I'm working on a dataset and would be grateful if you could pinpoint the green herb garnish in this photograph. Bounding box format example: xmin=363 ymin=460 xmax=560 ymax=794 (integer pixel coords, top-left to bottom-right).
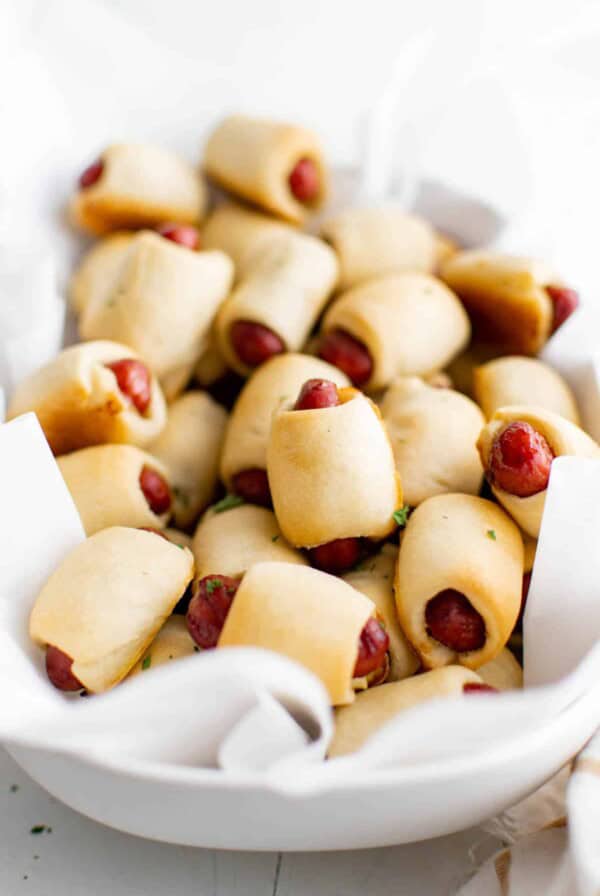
xmin=213 ymin=494 xmax=245 ymax=514
xmin=487 ymin=529 xmax=497 ymax=541
xmin=9 ymin=784 xmax=18 ymax=793
xmin=141 ymin=655 xmax=152 ymax=670
xmin=271 ymin=535 xmax=279 ymax=543
xmin=205 ymin=577 xmax=223 ymax=595
xmin=393 ymin=505 xmax=411 ymax=527
xmin=30 ymin=826 xmax=48 ymax=835
xmin=172 ymin=486 xmax=190 ymax=507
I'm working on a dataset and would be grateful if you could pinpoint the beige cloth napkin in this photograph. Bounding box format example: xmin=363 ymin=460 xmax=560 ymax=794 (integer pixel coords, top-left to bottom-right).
xmin=458 ymin=735 xmax=600 ymax=896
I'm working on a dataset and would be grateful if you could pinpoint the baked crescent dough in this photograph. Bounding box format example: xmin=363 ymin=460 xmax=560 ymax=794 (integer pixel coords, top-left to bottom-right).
xmin=192 ymin=504 xmax=306 ymax=579
xmin=70 ymin=143 xmax=206 ymax=235
xmin=129 ymin=616 xmax=196 ymax=677
xmin=381 ymin=376 xmax=484 ymax=506
xmin=320 ymin=205 xmax=438 ymax=290
xmin=267 ymin=388 xmax=402 ymax=547
xmin=343 ymin=545 xmax=419 ymax=682
xmin=30 ymin=527 xmax=194 ymax=693
xmin=477 ymin=647 xmax=523 ymax=691
xmin=522 ymin=533 xmax=536 ymax=573
xmin=202 ymin=203 xmax=293 ymax=279
xmin=58 ymin=445 xmax=171 ymax=535
xmin=474 ymin=356 xmax=580 ymax=424
xmin=164 ymin=528 xmax=193 ymax=551
xmin=445 ymin=341 xmax=504 ymax=398
xmin=220 ymin=353 xmax=349 ymax=491
xmin=69 ymin=232 xmax=134 ymax=316
xmin=395 ymin=494 xmax=523 ymax=669
xmin=218 ymin=561 xmax=374 ymax=705
xmin=440 ymin=250 xmax=561 ymax=354
xmin=321 ymin=273 xmax=470 ymax=391
xmin=194 ymin=331 xmax=228 ymax=387
xmin=477 ymin=405 xmax=600 ymax=538
xmin=328 ymin=666 xmax=482 ymax=757
xmin=150 ymin=391 xmax=227 ymax=527
xmin=79 ymin=231 xmax=234 ymax=396
xmin=204 ymin=116 xmax=327 ymax=224
xmin=216 ymin=231 xmax=338 ymax=376
xmin=7 ymin=340 xmax=167 ymax=455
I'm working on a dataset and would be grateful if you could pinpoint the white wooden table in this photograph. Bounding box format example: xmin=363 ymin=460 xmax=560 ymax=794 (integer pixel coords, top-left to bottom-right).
xmin=0 ymin=748 xmax=501 ymax=895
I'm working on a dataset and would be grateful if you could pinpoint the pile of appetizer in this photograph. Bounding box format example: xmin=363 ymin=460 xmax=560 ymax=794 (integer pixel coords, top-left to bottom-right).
xmin=10 ymin=114 xmax=592 ymax=757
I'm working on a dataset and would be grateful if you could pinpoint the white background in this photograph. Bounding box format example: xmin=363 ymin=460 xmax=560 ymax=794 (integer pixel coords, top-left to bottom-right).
xmin=2 ymin=0 xmax=600 ymax=892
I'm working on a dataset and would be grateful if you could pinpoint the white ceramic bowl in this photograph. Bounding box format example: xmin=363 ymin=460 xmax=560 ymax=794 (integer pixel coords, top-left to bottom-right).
xmin=7 ymin=174 xmax=597 ymax=850
xmin=8 ymin=685 xmax=597 ymax=850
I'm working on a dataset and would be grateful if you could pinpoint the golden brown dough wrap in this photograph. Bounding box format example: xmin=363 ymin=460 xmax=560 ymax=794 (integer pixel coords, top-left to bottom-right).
xmin=440 ymin=250 xmax=563 ymax=354
xmin=7 ymin=340 xmax=167 ymax=455
xmin=220 ymin=353 xmax=349 ymax=491
xmin=522 ymin=533 xmax=537 ymax=572
xmin=218 ymin=561 xmax=374 ymax=705
xmin=381 ymin=376 xmax=484 ymax=506
xmin=343 ymin=545 xmax=419 ymax=682
xmin=216 ymin=231 xmax=338 ymax=376
xmin=30 ymin=527 xmax=194 ymax=693
xmin=329 ymin=666 xmax=483 ymax=757
xmin=477 ymin=648 xmax=523 ymax=691
xmin=395 ymin=494 xmax=523 ymax=669
xmin=192 ymin=504 xmax=306 ymax=579
xmin=204 ymin=116 xmax=327 ymax=224
xmin=267 ymin=388 xmax=401 ymax=547
xmin=58 ymin=445 xmax=171 ymax=535
xmin=202 ymin=203 xmax=292 ymax=279
xmin=477 ymin=405 xmax=600 ymax=537
xmin=69 ymin=232 xmax=134 ymax=316
xmin=321 ymin=205 xmax=438 ymax=290
xmin=70 ymin=143 xmax=206 ymax=235
xmin=474 ymin=356 xmax=580 ymax=423
xmin=79 ymin=231 xmax=233 ymax=397
xmin=321 ymin=273 xmax=470 ymax=391
xmin=150 ymin=391 xmax=227 ymax=527
xmin=129 ymin=616 xmax=196 ymax=677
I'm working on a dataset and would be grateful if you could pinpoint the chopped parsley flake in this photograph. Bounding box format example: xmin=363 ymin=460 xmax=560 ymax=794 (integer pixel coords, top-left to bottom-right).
xmin=205 ymin=577 xmax=223 ymax=594
xmin=271 ymin=535 xmax=279 ymax=543
xmin=393 ymin=505 xmax=411 ymax=527
xmin=172 ymin=486 xmax=190 ymax=507
xmin=213 ymin=494 xmax=245 ymax=514
xmin=30 ymin=826 xmax=50 ymax=835
xmin=141 ymin=655 xmax=152 ymax=670
xmin=487 ymin=529 xmax=497 ymax=541
xmin=9 ymin=784 xmax=18 ymax=793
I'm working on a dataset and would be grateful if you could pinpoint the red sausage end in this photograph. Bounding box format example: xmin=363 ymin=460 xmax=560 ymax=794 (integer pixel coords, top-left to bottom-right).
xmin=105 ymin=358 xmax=152 ymax=415
xmin=425 ymin=590 xmax=486 ymax=653
xmin=139 ymin=466 xmax=172 ymax=516
xmin=46 ymin=646 xmax=83 ymax=691
xmin=318 ymin=328 xmax=373 ymax=387
xmin=308 ymin=537 xmax=361 ymax=574
xmin=288 ymin=158 xmax=320 ymax=203
xmin=156 ymin=222 xmax=200 ymax=250
xmin=354 ymin=617 xmax=390 ymax=678
xmin=78 ymin=158 xmax=104 ymax=190
xmin=488 ymin=421 xmax=553 ymax=498
xmin=231 ymin=468 xmax=272 ymax=507
xmin=186 ymin=575 xmax=241 ymax=648
xmin=230 ymin=321 xmax=285 ymax=368
xmin=294 ymin=378 xmax=340 ymax=411
xmin=546 ymin=285 xmax=579 ymax=333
